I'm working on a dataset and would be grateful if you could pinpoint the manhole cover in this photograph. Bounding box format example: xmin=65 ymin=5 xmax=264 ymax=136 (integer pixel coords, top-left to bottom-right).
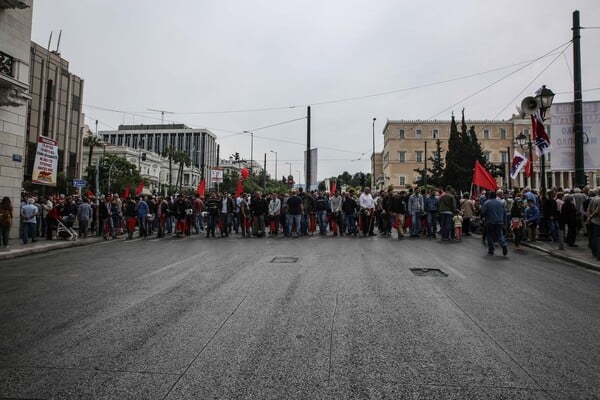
xmin=271 ymin=257 xmax=299 ymax=263
xmin=410 ymin=268 xmax=448 ymax=277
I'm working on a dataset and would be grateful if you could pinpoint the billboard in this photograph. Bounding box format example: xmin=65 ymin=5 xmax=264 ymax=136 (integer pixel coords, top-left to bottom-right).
xmin=32 ymin=136 xmax=59 ymax=186
xmin=550 ymin=101 xmax=600 ymax=171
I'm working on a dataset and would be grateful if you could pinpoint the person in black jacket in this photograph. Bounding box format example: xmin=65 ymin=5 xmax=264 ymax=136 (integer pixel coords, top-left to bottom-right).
xmin=204 ymin=192 xmax=221 ymax=238
xmin=342 ymin=191 xmax=358 ymax=236
xmin=250 ymin=191 xmax=268 ymax=237
xmin=391 ymin=190 xmax=407 ymax=239
xmin=560 ymin=194 xmax=578 ymax=247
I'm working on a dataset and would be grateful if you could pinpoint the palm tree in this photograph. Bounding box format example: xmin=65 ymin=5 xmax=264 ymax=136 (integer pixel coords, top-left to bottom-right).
xmin=174 ymin=151 xmax=191 ymax=192
xmin=83 ymin=134 xmax=104 ymax=170
xmin=161 ymin=146 xmax=177 ymax=194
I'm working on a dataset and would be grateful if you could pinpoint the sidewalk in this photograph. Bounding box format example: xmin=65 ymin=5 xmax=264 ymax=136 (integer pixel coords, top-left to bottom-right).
xmin=519 ymin=233 xmax=600 ymax=272
xmin=0 ymin=234 xmax=105 ymax=261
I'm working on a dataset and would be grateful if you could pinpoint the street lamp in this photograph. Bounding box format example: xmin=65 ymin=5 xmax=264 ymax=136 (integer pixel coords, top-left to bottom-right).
xmin=270 ymin=150 xmax=278 ymax=183
xmin=372 ymin=117 xmax=376 ymax=188
xmin=534 ymin=85 xmax=555 ymax=193
xmin=243 ymin=130 xmax=254 ymax=176
xmin=516 ymin=131 xmax=534 ymax=189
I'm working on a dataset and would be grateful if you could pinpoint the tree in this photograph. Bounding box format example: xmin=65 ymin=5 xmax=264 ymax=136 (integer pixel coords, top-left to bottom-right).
xmin=86 ymin=154 xmax=141 ymax=195
xmin=174 ymin=151 xmax=191 ymax=192
xmin=414 ymin=139 xmax=445 ymax=188
xmin=161 ymin=147 xmax=177 ymax=194
xmin=82 ymin=134 xmax=104 ymax=180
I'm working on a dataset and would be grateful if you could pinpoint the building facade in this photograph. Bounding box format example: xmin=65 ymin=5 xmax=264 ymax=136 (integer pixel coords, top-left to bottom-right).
xmin=378 ymin=116 xmax=561 ymax=191
xmin=0 ymin=1 xmax=33 ymax=237
xmin=100 ymin=124 xmax=217 ymax=185
xmin=26 ymin=41 xmax=85 ymax=184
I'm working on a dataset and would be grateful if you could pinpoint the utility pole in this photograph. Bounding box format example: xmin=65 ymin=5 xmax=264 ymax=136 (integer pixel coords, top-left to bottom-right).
xmin=306 ymin=106 xmax=311 ymax=192
xmin=263 ymin=153 xmax=267 ymax=191
xmin=573 ymin=10 xmax=585 ymax=187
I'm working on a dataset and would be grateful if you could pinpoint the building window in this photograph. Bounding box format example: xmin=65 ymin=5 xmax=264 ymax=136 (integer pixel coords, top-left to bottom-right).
xmin=483 ymin=129 xmax=490 ymax=139
xmin=399 ymin=129 xmax=405 ymax=139
xmin=500 ymin=128 xmax=507 ymax=139
xmin=432 ymin=129 xmax=439 ymax=139
xmin=399 ymin=176 xmax=406 ymax=186
xmin=415 ymin=129 xmax=422 ymax=139
xmin=500 ymin=151 xmax=508 ymax=163
xmin=399 ymin=151 xmax=406 ymax=163
xmin=415 ymin=151 xmax=423 ymax=163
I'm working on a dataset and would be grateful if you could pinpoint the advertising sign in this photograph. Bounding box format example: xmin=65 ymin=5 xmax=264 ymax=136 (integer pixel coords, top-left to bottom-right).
xmin=210 ymin=168 xmax=224 ymax=183
xmin=32 ymin=136 xmax=59 ymax=187
xmin=550 ymin=101 xmax=600 ymax=171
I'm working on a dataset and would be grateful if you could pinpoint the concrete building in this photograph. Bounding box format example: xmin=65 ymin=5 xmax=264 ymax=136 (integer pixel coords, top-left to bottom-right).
xmin=100 ymin=124 xmax=217 ymax=185
xmin=378 ymin=117 xmax=537 ymax=191
xmin=0 ymin=0 xmax=33 ymax=237
xmin=26 ymin=41 xmax=85 ymax=184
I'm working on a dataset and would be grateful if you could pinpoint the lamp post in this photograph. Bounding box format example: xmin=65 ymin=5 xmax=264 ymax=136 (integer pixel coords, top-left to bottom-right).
xmin=295 ymin=169 xmax=301 ymax=187
xmin=270 ymin=150 xmax=277 ymax=183
xmin=243 ymin=130 xmax=254 ymax=177
xmin=372 ymin=117 xmax=376 ymax=188
xmin=535 ymin=85 xmax=555 ymax=194
xmin=516 ymin=131 xmax=534 ymax=189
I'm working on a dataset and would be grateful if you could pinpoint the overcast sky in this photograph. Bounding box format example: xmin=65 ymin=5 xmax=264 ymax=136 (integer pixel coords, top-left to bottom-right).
xmin=31 ymin=0 xmax=600 ymax=182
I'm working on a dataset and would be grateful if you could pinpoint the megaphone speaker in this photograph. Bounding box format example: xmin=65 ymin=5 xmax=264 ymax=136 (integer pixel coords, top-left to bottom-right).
xmin=521 ymin=96 xmax=541 ymax=115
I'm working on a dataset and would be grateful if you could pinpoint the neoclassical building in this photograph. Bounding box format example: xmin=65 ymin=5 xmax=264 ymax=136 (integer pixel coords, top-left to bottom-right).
xmin=375 ymin=115 xmax=592 ymax=191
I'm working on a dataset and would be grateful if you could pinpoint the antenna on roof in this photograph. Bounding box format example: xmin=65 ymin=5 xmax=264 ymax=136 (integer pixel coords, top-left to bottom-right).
xmin=47 ymin=31 xmax=53 ymax=51
xmin=55 ymin=29 xmax=62 ymax=54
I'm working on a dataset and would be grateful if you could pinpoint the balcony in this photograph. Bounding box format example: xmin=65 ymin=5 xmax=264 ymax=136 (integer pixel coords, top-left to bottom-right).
xmin=0 ymin=51 xmax=31 ymax=107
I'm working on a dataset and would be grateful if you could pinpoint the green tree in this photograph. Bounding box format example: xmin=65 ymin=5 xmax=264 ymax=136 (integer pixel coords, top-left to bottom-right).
xmin=161 ymin=146 xmax=177 ymax=194
xmin=86 ymin=154 xmax=141 ymax=195
xmin=414 ymin=139 xmax=445 ymax=188
xmin=174 ymin=151 xmax=191 ymax=192
xmin=82 ymin=134 xmax=104 ymax=181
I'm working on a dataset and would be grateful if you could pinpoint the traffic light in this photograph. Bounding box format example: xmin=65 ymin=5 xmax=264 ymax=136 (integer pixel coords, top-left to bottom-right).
xmin=235 ymin=152 xmax=240 ymax=161
xmin=584 ymin=175 xmax=589 ymax=187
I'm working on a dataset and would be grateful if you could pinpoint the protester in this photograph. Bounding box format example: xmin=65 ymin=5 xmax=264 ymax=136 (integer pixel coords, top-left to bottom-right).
xmin=0 ymin=196 xmax=13 ymax=248
xmin=481 ymin=190 xmax=508 ymax=256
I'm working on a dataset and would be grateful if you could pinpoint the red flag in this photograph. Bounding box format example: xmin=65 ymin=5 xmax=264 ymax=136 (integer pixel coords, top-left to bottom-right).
xmin=525 ymin=158 xmax=532 ymax=177
xmin=134 ymin=182 xmax=144 ymax=195
xmin=196 ymin=179 xmax=206 ymax=196
xmin=472 ymin=161 xmax=498 ymax=191
xmin=330 ymin=181 xmax=336 ymax=194
xmin=87 ymin=190 xmax=94 ymax=198
xmin=123 ymin=186 xmax=130 ymax=199
xmin=235 ymin=180 xmax=243 ymax=198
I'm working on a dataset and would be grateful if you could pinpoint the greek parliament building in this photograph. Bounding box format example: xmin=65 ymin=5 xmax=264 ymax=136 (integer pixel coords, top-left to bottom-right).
xmin=100 ymin=124 xmax=218 ymax=188
xmin=373 ymin=116 xmax=598 ymax=191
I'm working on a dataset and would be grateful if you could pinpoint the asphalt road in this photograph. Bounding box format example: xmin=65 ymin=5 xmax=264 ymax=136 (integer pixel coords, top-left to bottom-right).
xmin=1 ymin=234 xmax=599 ymax=399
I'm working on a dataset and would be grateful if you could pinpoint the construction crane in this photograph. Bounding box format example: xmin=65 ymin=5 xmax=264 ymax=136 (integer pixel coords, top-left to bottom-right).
xmin=147 ymin=108 xmax=174 ymax=124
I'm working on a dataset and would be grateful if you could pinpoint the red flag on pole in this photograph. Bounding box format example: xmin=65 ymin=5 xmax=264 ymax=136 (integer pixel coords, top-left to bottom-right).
xmin=330 ymin=181 xmax=336 ymax=194
xmin=196 ymin=179 xmax=206 ymax=196
xmin=235 ymin=179 xmax=243 ymax=198
xmin=134 ymin=182 xmax=144 ymax=195
xmin=123 ymin=186 xmax=130 ymax=199
xmin=525 ymin=158 xmax=532 ymax=177
xmin=531 ymin=112 xmax=551 ymax=157
xmin=472 ymin=161 xmax=498 ymax=191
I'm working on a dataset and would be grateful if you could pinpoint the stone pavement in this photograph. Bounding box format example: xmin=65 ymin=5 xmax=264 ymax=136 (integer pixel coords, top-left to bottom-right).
xmin=1 ymin=229 xmax=598 ymax=271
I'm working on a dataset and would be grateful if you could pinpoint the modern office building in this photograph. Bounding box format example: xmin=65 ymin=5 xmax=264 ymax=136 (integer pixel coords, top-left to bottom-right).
xmin=0 ymin=0 xmax=33 ymax=236
xmin=26 ymin=41 xmax=85 ymax=183
xmin=100 ymin=124 xmax=217 ymax=184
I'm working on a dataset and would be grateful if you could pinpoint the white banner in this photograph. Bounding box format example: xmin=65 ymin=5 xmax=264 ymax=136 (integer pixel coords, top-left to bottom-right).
xmin=550 ymin=101 xmax=600 ymax=171
xmin=510 ymin=149 xmax=527 ymax=180
xmin=32 ymin=136 xmax=58 ymax=187
xmin=210 ymin=169 xmax=223 ymax=183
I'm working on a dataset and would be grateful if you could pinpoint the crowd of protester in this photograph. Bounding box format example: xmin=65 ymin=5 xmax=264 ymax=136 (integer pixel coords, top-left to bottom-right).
xmin=5 ymin=184 xmax=600 ymax=261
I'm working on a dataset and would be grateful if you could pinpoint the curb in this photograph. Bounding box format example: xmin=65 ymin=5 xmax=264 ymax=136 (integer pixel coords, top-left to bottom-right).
xmin=521 ymin=242 xmax=600 ymax=272
xmin=0 ymin=238 xmax=103 ymax=261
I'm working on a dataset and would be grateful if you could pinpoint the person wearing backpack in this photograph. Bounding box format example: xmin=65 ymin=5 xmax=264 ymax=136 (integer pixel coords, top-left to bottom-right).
xmin=0 ymin=196 xmax=13 ymax=248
